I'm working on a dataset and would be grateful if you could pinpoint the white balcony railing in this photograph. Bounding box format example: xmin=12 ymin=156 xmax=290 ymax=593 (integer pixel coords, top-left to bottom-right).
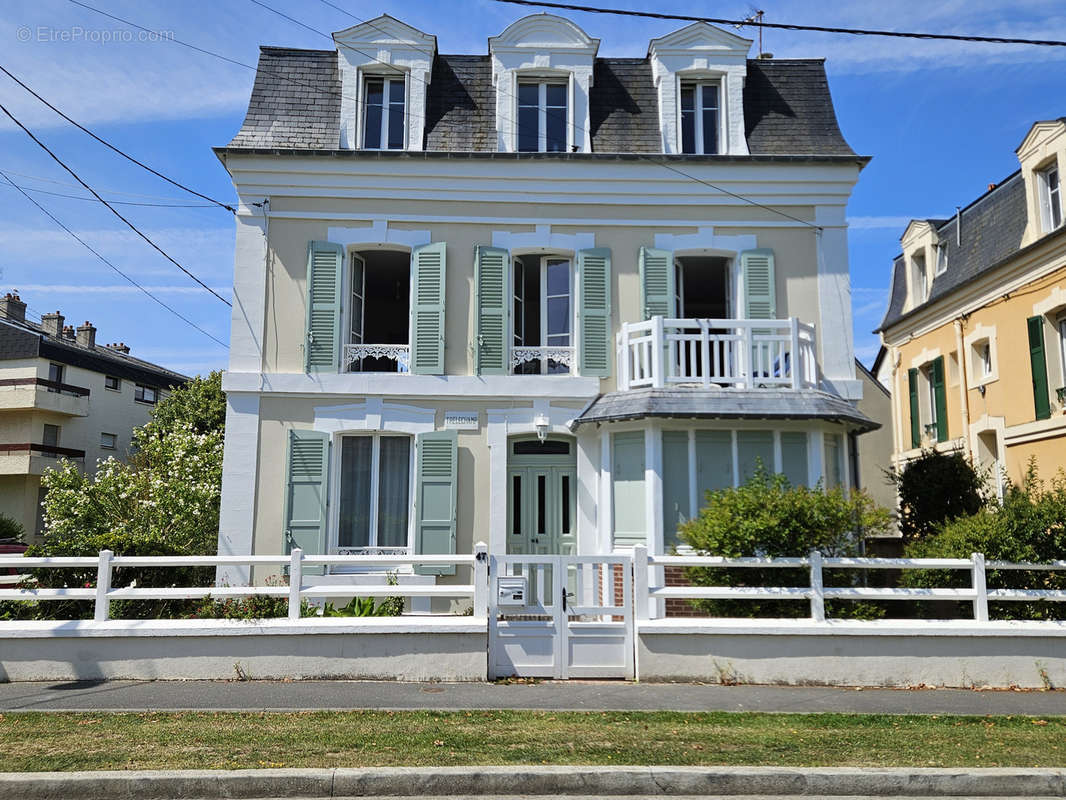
xmin=510 ymin=345 xmax=575 ymax=375
xmin=617 ymin=317 xmax=816 ymax=391
xmin=343 ymin=343 xmax=410 ymax=373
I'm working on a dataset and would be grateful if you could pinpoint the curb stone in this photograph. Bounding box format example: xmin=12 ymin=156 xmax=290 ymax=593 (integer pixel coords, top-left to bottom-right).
xmin=2 ymin=765 xmax=1065 ymax=798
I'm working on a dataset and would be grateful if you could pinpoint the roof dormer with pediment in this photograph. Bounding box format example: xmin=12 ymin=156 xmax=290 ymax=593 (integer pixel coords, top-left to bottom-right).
xmin=333 ymin=14 xmax=436 ymax=151
xmin=488 ymin=14 xmax=600 ymax=153
xmin=648 ymin=22 xmax=752 ymax=155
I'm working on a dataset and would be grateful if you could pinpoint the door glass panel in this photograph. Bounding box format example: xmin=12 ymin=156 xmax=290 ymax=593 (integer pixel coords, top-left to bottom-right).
xmin=339 ymin=436 xmax=372 ymax=547
xmin=701 ymin=84 xmax=719 ymax=154
xmin=517 ymin=83 xmax=539 ymax=152
xmin=511 ymin=474 xmax=522 ymax=536
xmin=561 ymin=474 xmax=571 ymax=534
xmin=537 ymin=474 xmax=546 ymax=534
xmin=363 ymin=79 xmax=383 ymax=149
xmin=376 ymin=436 xmax=410 ymax=547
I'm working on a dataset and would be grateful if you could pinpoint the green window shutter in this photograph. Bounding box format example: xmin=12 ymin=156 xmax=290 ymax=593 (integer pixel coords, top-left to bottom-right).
xmin=577 ymin=247 xmax=612 ymax=377
xmin=284 ymin=429 xmax=330 ymax=576
xmin=908 ymin=368 xmax=920 ymax=448
xmin=741 ymin=248 xmax=777 ymax=321
xmin=414 ymin=430 xmax=458 ymax=577
xmin=305 ymin=241 xmax=344 ymax=372
xmin=639 ymin=246 xmax=674 ymax=319
xmin=1028 ymin=315 xmax=1051 ymax=421
xmin=932 ymin=355 xmax=948 ymax=442
xmin=410 ymin=242 xmax=447 ymax=375
xmin=474 ymin=245 xmax=509 ymax=375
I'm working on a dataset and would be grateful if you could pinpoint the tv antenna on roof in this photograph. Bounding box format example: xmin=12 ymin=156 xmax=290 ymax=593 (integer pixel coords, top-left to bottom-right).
xmin=735 ymin=9 xmax=766 ymax=57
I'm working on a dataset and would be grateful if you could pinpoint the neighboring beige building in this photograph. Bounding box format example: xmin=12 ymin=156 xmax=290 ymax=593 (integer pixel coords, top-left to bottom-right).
xmin=0 ymin=294 xmax=187 ymax=540
xmin=879 ymin=118 xmax=1066 ymax=497
xmin=855 ymin=357 xmax=894 ymax=513
xmin=215 ymin=13 xmax=878 ymax=588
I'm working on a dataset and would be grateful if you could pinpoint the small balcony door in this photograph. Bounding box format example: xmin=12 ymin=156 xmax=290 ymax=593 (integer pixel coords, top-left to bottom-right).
xmin=345 ymin=250 xmax=411 ymax=373
xmin=512 ymin=254 xmax=573 ymax=375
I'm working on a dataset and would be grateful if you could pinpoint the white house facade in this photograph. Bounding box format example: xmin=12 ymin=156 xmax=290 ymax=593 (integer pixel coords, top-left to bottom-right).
xmin=214 ymin=13 xmax=875 ymax=594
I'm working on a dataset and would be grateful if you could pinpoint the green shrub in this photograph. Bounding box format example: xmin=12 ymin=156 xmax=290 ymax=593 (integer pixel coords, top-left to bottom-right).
xmin=904 ymin=462 xmax=1066 ymax=620
xmin=889 ymin=448 xmax=988 ymax=543
xmin=678 ymin=468 xmax=891 ymax=618
xmin=0 ymin=512 xmax=25 ymax=542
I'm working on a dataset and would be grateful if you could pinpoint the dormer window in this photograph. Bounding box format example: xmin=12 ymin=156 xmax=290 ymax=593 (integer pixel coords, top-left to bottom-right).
xmin=517 ymin=81 xmax=568 ymax=152
xmin=1039 ymin=163 xmax=1062 ymax=233
xmin=910 ymin=252 xmax=927 ymax=306
xmin=680 ymin=81 xmax=719 ymax=155
xmin=362 ymin=76 xmax=405 ymax=150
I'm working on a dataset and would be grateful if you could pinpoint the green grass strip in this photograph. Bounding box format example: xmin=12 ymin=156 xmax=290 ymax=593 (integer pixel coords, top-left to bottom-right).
xmin=1 ymin=710 xmax=1064 ymax=771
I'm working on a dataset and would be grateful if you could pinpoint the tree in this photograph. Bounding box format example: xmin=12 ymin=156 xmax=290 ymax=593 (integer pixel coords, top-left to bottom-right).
xmin=889 ymin=448 xmax=987 ymax=543
xmin=11 ymin=372 xmax=225 ymax=619
xmin=678 ymin=469 xmax=891 ymax=618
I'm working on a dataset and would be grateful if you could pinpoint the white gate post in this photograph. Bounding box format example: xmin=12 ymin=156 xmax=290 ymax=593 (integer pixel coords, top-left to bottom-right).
xmin=94 ymin=549 xmax=113 ymax=622
xmin=473 ymin=542 xmax=489 ymax=618
xmin=808 ymin=550 xmax=825 ymax=622
xmin=633 ymin=544 xmax=649 ymax=620
xmin=971 ymin=552 xmax=989 ymax=622
xmin=288 ymin=548 xmax=303 ymax=621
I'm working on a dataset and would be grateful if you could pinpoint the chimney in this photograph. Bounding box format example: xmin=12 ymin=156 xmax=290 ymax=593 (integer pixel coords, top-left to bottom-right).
xmin=76 ymin=321 xmax=96 ymax=349
xmin=107 ymin=342 xmax=130 ymax=355
xmin=62 ymin=325 xmax=76 ymax=341
xmin=41 ymin=311 xmax=64 ymax=338
xmin=0 ymin=293 xmax=25 ymax=323
xmin=988 ymin=183 xmax=997 ymax=192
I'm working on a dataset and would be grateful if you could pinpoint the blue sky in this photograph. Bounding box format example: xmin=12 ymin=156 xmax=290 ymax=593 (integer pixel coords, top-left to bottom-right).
xmin=1 ymin=0 xmax=1064 ymax=375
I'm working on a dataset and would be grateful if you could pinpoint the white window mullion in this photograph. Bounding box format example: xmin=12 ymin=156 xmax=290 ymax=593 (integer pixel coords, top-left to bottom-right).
xmin=539 ymin=258 xmax=548 ymax=375
xmin=538 ymin=83 xmax=547 ymax=152
xmin=694 ymin=85 xmax=704 ymax=155
xmin=368 ymin=435 xmax=381 ymax=547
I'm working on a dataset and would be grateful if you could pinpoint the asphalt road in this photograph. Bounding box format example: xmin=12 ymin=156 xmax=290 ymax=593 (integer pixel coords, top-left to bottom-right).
xmin=2 ymin=679 xmax=1066 ymax=714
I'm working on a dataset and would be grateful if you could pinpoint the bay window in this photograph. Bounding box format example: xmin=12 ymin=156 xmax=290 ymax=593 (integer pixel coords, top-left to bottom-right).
xmin=337 ymin=434 xmax=412 ymax=550
xmin=517 ymin=80 xmax=568 ymax=152
xmin=680 ymin=81 xmax=720 ymax=155
xmin=362 ymin=76 xmax=405 ymax=150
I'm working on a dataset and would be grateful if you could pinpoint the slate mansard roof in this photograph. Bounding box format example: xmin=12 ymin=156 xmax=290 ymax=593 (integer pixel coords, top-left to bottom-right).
xmin=879 ymin=171 xmax=1035 ymax=331
xmin=227 ymin=48 xmax=859 ymax=158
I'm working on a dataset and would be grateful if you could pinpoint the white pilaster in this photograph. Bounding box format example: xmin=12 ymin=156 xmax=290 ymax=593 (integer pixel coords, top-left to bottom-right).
xmin=229 ymin=209 xmax=268 ymax=374
xmin=217 ymin=393 xmax=261 ymax=587
xmin=815 ymin=206 xmax=861 ymax=400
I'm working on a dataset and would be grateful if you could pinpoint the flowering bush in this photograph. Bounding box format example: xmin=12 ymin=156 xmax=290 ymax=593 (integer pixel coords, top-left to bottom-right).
xmin=5 ymin=373 xmax=226 ymax=620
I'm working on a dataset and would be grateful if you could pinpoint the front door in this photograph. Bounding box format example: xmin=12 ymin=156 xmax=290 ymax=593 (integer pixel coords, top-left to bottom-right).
xmin=507 ymin=466 xmax=576 ymax=555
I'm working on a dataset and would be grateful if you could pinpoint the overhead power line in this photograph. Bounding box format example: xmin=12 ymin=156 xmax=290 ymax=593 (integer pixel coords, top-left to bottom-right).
xmin=489 ymin=0 xmax=1066 ymax=47
xmin=0 ymin=166 xmax=227 ymax=203
xmin=0 ymin=64 xmax=241 ymax=212
xmin=0 ymin=181 xmax=217 ymax=208
xmin=0 ymin=170 xmax=228 ymax=348
xmin=0 ymin=101 xmax=232 ymax=307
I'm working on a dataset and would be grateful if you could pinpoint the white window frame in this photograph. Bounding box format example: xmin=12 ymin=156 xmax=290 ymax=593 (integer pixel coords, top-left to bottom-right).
xmin=1039 ymin=162 xmax=1063 ymax=234
xmin=510 ymin=254 xmax=576 ymax=375
xmin=678 ymin=80 xmax=722 ymax=155
xmin=1058 ymin=312 xmax=1066 ymax=395
xmin=515 ymin=78 xmax=570 ymax=153
xmin=360 ymin=73 xmax=407 ymax=151
xmin=134 ymin=384 xmax=158 ymax=404
xmin=330 ymin=431 xmax=416 ymax=553
xmin=104 ymin=375 xmax=121 ymax=392
xmin=964 ymin=326 xmax=999 ymax=387
xmin=935 ymin=241 xmax=948 ymax=276
xmin=909 ymin=252 xmax=928 ymax=307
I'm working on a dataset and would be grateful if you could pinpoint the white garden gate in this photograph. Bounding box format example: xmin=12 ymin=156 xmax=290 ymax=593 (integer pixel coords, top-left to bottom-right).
xmin=488 ymin=554 xmax=633 ymax=679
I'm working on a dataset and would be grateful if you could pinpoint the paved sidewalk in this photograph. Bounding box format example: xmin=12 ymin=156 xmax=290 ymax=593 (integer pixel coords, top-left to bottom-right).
xmin=2 ymin=679 xmax=1066 ymax=714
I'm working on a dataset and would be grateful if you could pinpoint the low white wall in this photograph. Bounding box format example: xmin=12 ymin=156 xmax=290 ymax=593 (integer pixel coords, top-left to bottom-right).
xmin=0 ymin=618 xmax=487 ymax=682
xmin=638 ymin=619 xmax=1066 ymax=689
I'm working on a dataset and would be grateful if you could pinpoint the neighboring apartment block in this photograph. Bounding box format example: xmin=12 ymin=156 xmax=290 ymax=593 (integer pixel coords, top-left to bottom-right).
xmin=879 ymin=118 xmax=1066 ymax=497
xmin=215 ymin=13 xmax=876 ymax=589
xmin=0 ymin=295 xmax=187 ymax=539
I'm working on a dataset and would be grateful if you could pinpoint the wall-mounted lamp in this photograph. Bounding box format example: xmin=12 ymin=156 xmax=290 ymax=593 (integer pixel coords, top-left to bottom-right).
xmin=534 ymin=414 xmax=550 ymax=443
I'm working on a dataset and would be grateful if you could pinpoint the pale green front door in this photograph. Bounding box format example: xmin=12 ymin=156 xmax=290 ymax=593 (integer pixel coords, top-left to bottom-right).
xmin=506 ymin=438 xmax=577 ymax=556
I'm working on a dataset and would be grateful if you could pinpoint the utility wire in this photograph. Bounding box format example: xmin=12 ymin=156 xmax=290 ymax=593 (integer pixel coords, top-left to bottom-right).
xmin=0 ymin=182 xmax=217 ymax=208
xmin=0 ymin=167 xmax=228 ymax=203
xmin=0 ymin=101 xmax=232 ymax=307
xmin=0 ymin=170 xmax=228 ymax=348
xmin=0 ymin=64 xmax=241 ymax=212
xmin=490 ymin=0 xmax=1066 ymax=47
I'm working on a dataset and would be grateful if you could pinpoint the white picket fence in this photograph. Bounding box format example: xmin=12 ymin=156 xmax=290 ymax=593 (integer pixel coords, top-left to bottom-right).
xmin=633 ymin=545 xmax=1066 ymax=622
xmin=0 ymin=544 xmax=490 ymax=622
